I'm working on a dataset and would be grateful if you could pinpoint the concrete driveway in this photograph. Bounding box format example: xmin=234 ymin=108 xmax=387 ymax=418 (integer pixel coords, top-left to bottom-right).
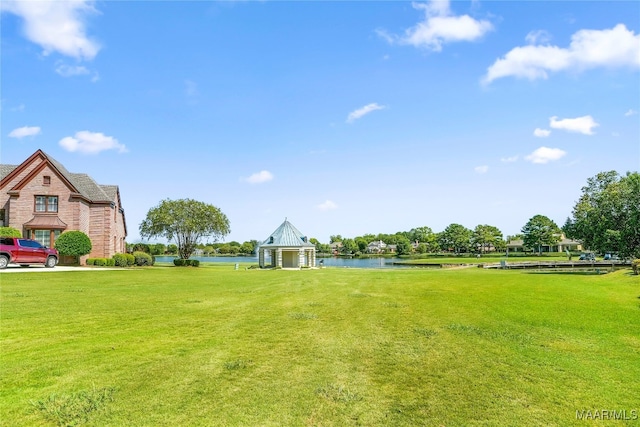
xmin=0 ymin=265 xmax=124 ymax=273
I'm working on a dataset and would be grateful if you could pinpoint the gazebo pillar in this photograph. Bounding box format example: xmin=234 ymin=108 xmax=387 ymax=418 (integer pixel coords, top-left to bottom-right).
xmin=276 ymin=249 xmax=282 ymax=268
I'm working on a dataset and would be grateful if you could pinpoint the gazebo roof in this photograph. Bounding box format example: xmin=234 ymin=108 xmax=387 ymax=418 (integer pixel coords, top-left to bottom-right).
xmin=261 ymin=219 xmax=315 ymax=248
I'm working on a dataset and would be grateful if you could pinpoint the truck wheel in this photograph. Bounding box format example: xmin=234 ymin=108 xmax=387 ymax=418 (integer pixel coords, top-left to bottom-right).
xmin=0 ymin=255 xmax=8 ymax=269
xmin=45 ymin=256 xmax=57 ymax=268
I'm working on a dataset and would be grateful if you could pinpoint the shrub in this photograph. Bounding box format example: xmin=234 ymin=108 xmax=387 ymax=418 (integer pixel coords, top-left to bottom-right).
xmin=133 ymin=251 xmax=153 ymax=266
xmin=173 ymin=259 xmax=199 ymax=267
xmin=54 ymin=231 xmax=92 ymax=256
xmin=113 ymin=253 xmax=128 ymax=267
xmin=85 ymin=258 xmax=95 ymax=266
xmin=106 ymin=258 xmax=115 ymax=267
xmin=125 ymin=253 xmax=135 ymax=266
xmin=0 ymin=227 xmax=21 ymax=237
xmin=632 ymin=259 xmax=640 ymax=275
xmin=94 ymin=258 xmax=107 ymax=266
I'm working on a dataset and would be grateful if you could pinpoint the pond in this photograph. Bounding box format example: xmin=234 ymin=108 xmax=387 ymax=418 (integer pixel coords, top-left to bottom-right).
xmin=153 ymin=256 xmax=419 ymax=269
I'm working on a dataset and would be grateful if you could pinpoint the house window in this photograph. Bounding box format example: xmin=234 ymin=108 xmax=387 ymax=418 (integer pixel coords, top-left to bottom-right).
xmin=43 ymin=176 xmax=51 ymax=185
xmin=35 ymin=196 xmax=58 ymax=213
xmin=33 ymin=229 xmax=61 ymax=248
xmin=0 ymin=209 xmax=4 ymax=227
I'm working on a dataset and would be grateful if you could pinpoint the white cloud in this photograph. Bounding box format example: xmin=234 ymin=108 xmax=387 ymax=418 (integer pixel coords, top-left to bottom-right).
xmin=10 ymin=104 xmax=25 ymax=112
xmin=474 ymin=165 xmax=489 ymax=174
xmin=549 ymin=115 xmax=599 ymax=135
xmin=55 ymin=63 xmax=90 ymax=77
xmin=1 ymin=0 xmax=101 ymax=60
xmin=243 ymin=170 xmax=273 ymax=184
xmin=625 ymin=109 xmax=638 ymax=117
xmin=8 ymin=126 xmax=41 ymax=138
xmin=525 ymin=146 xmax=567 ymax=164
xmin=346 ymin=103 xmax=386 ymax=123
xmin=500 ymin=155 xmax=518 ymax=163
xmin=317 ymin=200 xmax=338 ymax=211
xmin=533 ymin=128 xmax=551 ymax=138
xmin=380 ymin=0 xmax=493 ymax=52
xmin=483 ymin=24 xmax=640 ymax=84
xmin=59 ymin=131 xmax=127 ymax=154
xmin=525 ymin=30 xmax=552 ymax=45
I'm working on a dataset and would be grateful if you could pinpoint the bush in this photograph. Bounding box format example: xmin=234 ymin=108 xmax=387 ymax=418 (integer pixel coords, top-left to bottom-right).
xmin=113 ymin=253 xmax=128 ymax=267
xmin=133 ymin=251 xmax=153 ymax=266
xmin=632 ymin=259 xmax=640 ymax=275
xmin=173 ymin=259 xmax=199 ymax=267
xmin=106 ymin=258 xmax=115 ymax=267
xmin=0 ymin=227 xmax=21 ymax=237
xmin=85 ymin=258 xmax=95 ymax=266
xmin=125 ymin=253 xmax=135 ymax=266
xmin=55 ymin=231 xmax=92 ymax=256
xmin=94 ymin=258 xmax=107 ymax=266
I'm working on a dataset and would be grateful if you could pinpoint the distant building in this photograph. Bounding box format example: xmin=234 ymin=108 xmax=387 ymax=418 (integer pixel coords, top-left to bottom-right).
xmin=258 ymin=219 xmax=316 ymax=268
xmin=0 ymin=150 xmax=127 ymax=262
xmin=367 ymin=240 xmax=387 ymax=253
xmin=506 ymin=234 xmax=582 ymax=253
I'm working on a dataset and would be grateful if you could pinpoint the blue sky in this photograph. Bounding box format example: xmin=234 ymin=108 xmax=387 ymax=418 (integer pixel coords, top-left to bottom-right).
xmin=2 ymin=0 xmax=639 ymax=244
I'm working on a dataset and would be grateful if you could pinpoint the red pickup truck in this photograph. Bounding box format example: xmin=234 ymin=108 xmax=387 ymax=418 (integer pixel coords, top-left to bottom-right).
xmin=0 ymin=237 xmax=59 ymax=269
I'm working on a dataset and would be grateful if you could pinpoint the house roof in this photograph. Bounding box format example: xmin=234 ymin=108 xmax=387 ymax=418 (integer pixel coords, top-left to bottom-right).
xmin=260 ymin=219 xmax=315 ymax=248
xmin=0 ymin=150 xmax=116 ymax=204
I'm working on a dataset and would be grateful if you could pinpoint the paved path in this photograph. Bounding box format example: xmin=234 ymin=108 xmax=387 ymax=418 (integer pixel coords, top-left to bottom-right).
xmin=0 ymin=265 xmax=125 ymax=273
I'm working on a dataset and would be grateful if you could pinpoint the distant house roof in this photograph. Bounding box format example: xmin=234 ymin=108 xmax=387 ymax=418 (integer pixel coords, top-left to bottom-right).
xmin=260 ymin=219 xmax=315 ymax=248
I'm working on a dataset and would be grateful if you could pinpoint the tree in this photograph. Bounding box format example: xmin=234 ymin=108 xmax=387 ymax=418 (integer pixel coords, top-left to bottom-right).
xmin=472 ymin=224 xmax=504 ymax=253
xmin=167 ymin=244 xmax=178 ymax=255
xmin=521 ymin=215 xmax=560 ymax=255
xmin=340 ymin=238 xmax=358 ymax=255
xmin=395 ymin=236 xmax=413 ymax=255
xmin=139 ymin=198 xmax=230 ymax=260
xmin=329 ymin=235 xmax=343 ymax=243
xmin=54 ymin=231 xmax=92 ymax=262
xmin=439 ymin=224 xmax=472 ymax=253
xmin=569 ymin=171 xmax=640 ymax=258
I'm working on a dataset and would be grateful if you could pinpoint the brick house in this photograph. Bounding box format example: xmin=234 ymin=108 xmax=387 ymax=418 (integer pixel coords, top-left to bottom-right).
xmin=0 ymin=149 xmax=127 ymax=262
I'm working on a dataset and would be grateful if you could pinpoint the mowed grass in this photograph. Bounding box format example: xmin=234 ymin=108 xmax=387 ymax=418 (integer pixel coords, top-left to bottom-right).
xmin=1 ymin=266 xmax=639 ymax=426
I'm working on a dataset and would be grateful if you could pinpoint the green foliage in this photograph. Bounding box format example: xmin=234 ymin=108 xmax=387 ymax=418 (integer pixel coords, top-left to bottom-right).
xmin=472 ymin=224 xmax=505 ymax=253
xmin=94 ymin=258 xmax=106 ymax=266
xmin=395 ymin=237 xmax=413 ymax=255
xmin=112 ymin=253 xmax=128 ymax=267
xmin=125 ymin=253 xmax=135 ymax=266
xmin=131 ymin=243 xmax=150 ymax=253
xmin=439 ymin=224 xmax=472 ymax=253
xmin=132 ymin=251 xmax=153 ymax=266
xmin=0 ymin=226 xmax=21 ymax=237
xmin=54 ymin=231 xmax=92 ymax=256
xmin=85 ymin=258 xmax=95 ymax=266
xmin=632 ymin=259 xmax=640 ymax=275
xmin=569 ymin=171 xmax=640 ymax=258
xmin=173 ymin=259 xmax=200 ymax=267
xmin=521 ymin=215 xmax=560 ymax=255
xmin=105 ymin=258 xmax=115 ymax=267
xmin=139 ymin=198 xmax=230 ymax=260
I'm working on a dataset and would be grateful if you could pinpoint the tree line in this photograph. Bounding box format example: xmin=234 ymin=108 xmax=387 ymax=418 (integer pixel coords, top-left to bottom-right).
xmin=137 ymin=171 xmax=639 ymax=260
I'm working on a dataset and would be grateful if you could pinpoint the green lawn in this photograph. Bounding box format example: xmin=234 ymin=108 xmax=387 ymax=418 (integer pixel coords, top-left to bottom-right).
xmin=1 ymin=266 xmax=639 ymax=426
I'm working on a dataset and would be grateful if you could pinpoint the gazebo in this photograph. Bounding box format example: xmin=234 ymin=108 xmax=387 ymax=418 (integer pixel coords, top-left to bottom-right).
xmin=258 ymin=219 xmax=316 ymax=269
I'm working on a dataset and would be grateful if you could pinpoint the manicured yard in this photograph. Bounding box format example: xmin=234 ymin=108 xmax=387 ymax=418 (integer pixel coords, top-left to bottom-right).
xmin=1 ymin=266 xmax=638 ymax=426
